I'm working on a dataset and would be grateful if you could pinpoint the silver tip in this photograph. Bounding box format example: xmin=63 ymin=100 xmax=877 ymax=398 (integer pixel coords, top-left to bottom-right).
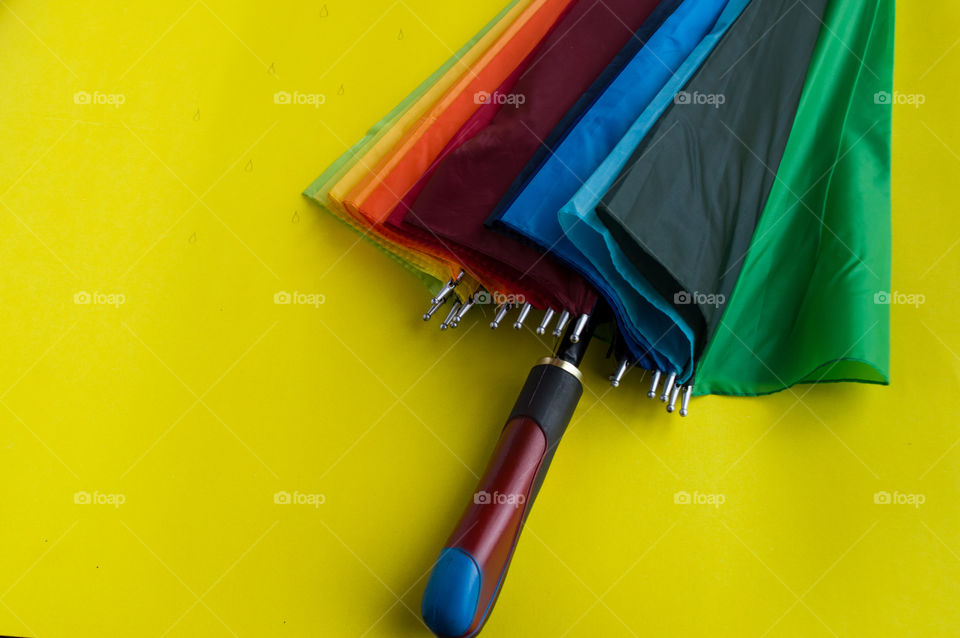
xmin=490 ymin=302 xmax=512 ymax=330
xmin=423 ymin=297 xmax=446 ymax=321
xmin=679 ymin=385 xmax=693 ymax=417
xmin=666 ymin=383 xmax=682 ymax=413
xmin=569 ymin=313 xmax=590 ymax=343
xmin=659 ymin=372 xmax=677 ymax=402
xmin=440 ymin=301 xmax=462 ymax=330
xmin=552 ymin=310 xmax=571 ymax=337
xmin=536 ymin=308 xmax=556 ymax=335
xmin=513 ymin=302 xmax=533 ymax=330
xmin=609 ymin=359 xmax=629 ymax=388
xmin=430 ymin=270 xmax=466 ymax=305
xmin=647 ymin=370 xmax=662 ymax=398
xmin=431 ymin=279 xmax=455 ymax=306
xmin=453 ymin=296 xmax=476 ymax=326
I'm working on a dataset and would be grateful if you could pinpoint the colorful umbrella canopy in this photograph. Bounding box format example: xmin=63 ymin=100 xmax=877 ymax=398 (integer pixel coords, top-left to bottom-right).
xmin=308 ymin=0 xmax=893 ymax=393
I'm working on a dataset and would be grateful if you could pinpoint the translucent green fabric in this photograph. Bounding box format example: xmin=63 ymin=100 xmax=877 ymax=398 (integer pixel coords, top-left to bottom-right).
xmin=695 ymin=0 xmax=894 ymax=395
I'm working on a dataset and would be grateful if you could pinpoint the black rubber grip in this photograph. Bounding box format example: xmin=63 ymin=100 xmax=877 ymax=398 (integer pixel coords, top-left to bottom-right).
xmin=507 ymin=362 xmax=582 ymax=502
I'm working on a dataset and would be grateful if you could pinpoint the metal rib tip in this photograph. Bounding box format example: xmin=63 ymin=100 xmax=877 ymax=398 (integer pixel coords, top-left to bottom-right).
xmin=552 ymin=309 xmax=571 ymax=337
xmin=659 ymin=372 xmax=677 ymax=402
xmin=609 ymin=359 xmax=629 ymax=388
xmin=423 ymin=297 xmax=446 ymax=321
xmin=453 ymin=296 xmax=476 ymax=325
xmin=536 ymin=308 xmax=556 ymax=335
xmin=431 ymin=279 xmax=455 ymax=306
xmin=666 ymin=383 xmax=682 ymax=413
xmin=490 ymin=302 xmax=511 ymax=329
xmin=430 ymin=270 xmax=466 ymax=305
xmin=569 ymin=313 xmax=590 ymax=344
xmin=440 ymin=301 xmax=462 ymax=331
xmin=513 ymin=302 xmax=533 ymax=330
xmin=647 ymin=370 xmax=662 ymax=398
xmin=679 ymin=385 xmax=693 ymax=417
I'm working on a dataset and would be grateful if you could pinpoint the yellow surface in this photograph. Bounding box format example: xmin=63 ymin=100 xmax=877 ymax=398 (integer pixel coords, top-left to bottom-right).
xmin=1 ymin=1 xmax=958 ymax=636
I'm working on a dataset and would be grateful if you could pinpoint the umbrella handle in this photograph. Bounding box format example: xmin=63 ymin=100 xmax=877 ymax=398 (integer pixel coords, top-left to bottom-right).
xmin=421 ymin=360 xmax=582 ymax=637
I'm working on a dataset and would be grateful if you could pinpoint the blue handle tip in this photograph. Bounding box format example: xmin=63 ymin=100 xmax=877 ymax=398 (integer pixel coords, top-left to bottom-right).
xmin=421 ymin=548 xmax=482 ymax=637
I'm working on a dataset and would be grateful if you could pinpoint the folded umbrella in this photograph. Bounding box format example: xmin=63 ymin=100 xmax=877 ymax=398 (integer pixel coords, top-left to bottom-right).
xmin=420 ymin=2 xmax=894 ymax=634
xmin=303 ymin=0 xmax=895 ymax=635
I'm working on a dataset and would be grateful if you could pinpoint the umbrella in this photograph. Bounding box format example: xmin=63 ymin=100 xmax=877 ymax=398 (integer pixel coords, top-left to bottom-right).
xmin=302 ymin=0 xmax=894 ymax=634
xmin=487 ymin=0 xmax=737 ymax=381
xmin=694 ymin=0 xmax=894 ymax=395
xmin=398 ymin=0 xmax=667 ymax=325
xmin=419 ymin=0 xmax=891 ymax=635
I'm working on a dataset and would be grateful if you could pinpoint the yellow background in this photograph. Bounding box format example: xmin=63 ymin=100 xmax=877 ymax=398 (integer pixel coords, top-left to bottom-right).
xmin=1 ymin=1 xmax=958 ymax=636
